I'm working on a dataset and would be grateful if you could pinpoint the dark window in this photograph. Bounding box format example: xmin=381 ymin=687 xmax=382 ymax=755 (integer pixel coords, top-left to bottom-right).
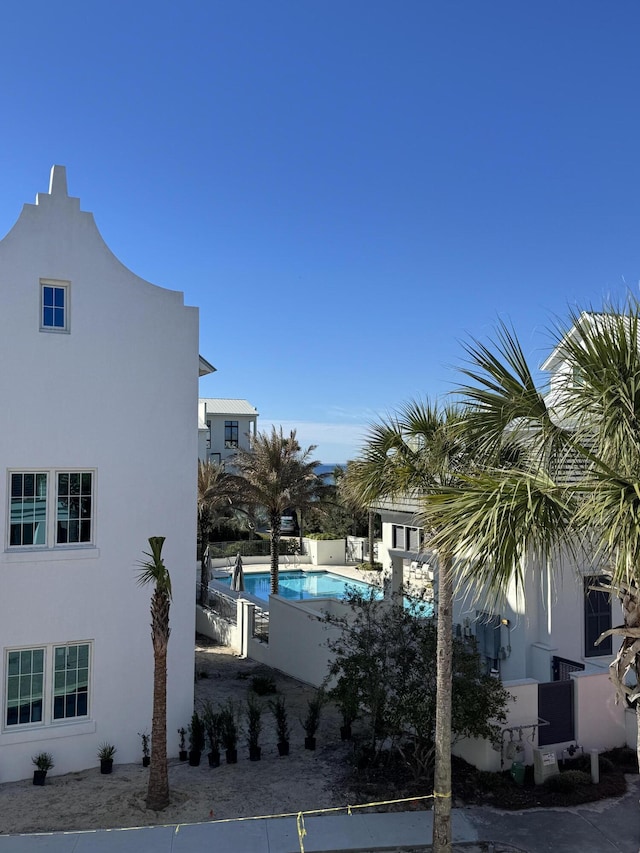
xmin=42 ymin=285 xmax=66 ymax=329
xmin=476 ymin=612 xmax=501 ymax=673
xmin=56 ymin=472 xmax=93 ymax=544
xmin=392 ymin=525 xmax=404 ymax=549
xmin=224 ymin=420 xmax=239 ymax=448
xmin=584 ymin=576 xmax=612 ymax=657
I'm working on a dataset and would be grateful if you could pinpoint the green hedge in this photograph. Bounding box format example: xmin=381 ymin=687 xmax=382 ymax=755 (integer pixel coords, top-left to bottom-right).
xmin=304 ymin=533 xmax=344 ymax=540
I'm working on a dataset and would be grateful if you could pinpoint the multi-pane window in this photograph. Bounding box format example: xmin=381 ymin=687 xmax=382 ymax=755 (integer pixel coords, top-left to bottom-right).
xmin=584 ymin=576 xmax=612 ymax=657
xmin=8 ymin=470 xmax=94 ymax=548
xmin=224 ymin=420 xmax=239 ymax=448
xmin=10 ymin=473 xmax=47 ymax=546
xmin=57 ymin=472 xmax=93 ymax=544
xmin=41 ymin=283 xmax=68 ymax=331
xmin=53 ymin=644 xmax=90 ymax=720
xmin=5 ymin=644 xmax=90 ymax=728
xmin=6 ymin=649 xmax=44 ymax=726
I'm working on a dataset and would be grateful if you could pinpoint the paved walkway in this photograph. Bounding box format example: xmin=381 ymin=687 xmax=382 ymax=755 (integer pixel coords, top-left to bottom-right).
xmin=0 ymin=777 xmax=638 ymax=853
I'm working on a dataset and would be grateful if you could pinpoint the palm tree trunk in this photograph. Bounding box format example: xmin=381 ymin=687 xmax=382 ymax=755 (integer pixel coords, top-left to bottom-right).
xmin=432 ymin=552 xmax=453 ymax=853
xmin=270 ymin=513 xmax=280 ymax=595
xmin=146 ymin=641 xmax=169 ymax=810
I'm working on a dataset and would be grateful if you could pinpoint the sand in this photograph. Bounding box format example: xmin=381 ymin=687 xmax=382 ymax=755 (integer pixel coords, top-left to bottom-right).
xmin=0 ymin=637 xmax=360 ymax=835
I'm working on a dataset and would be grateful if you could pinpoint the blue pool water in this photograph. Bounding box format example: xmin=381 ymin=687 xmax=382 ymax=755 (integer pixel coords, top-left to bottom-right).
xmin=218 ymin=569 xmax=433 ymax=615
xmin=220 ymin=569 xmax=377 ymax=602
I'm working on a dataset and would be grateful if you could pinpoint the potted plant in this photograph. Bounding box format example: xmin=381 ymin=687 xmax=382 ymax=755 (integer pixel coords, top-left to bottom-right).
xmin=220 ymin=699 xmax=239 ymax=764
xmin=302 ymin=690 xmax=324 ymax=751
xmin=202 ymin=701 xmax=221 ymax=767
xmin=335 ymin=687 xmax=358 ymax=741
xmin=178 ymin=727 xmax=188 ymax=761
xmin=269 ymin=695 xmax=290 ymax=756
xmin=188 ymin=711 xmax=205 ymax=766
xmin=98 ymin=742 xmax=116 ymax=774
xmin=32 ymin=752 xmax=54 ymax=786
xmin=246 ymin=694 xmax=263 ymax=761
xmin=138 ymin=730 xmax=151 ymax=767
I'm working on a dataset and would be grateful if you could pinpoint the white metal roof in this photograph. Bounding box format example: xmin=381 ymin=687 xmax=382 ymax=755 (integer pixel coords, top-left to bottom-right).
xmin=200 ymin=398 xmax=259 ymax=416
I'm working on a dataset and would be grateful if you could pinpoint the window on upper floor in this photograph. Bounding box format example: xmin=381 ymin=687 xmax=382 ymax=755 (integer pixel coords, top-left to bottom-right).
xmin=40 ymin=280 xmax=69 ymax=332
xmin=10 ymin=472 xmax=48 ymax=546
xmin=5 ymin=642 xmax=91 ymax=728
xmin=8 ymin=470 xmax=94 ymax=549
xmin=584 ymin=576 xmax=612 ymax=657
xmin=224 ymin=420 xmax=239 ymax=448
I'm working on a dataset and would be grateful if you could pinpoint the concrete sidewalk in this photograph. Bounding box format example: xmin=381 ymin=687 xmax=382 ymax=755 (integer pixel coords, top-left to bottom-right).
xmin=0 ymin=778 xmax=638 ymax=853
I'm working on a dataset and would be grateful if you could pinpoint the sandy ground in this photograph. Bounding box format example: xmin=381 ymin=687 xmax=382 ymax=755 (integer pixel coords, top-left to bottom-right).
xmin=0 ymin=637 xmax=361 ymax=835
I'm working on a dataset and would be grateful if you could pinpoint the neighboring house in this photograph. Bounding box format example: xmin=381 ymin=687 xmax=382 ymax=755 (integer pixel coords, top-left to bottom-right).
xmin=373 ymin=328 xmax=629 ymax=763
xmin=198 ymin=398 xmax=259 ymax=465
xmin=0 ymin=166 xmax=205 ymax=782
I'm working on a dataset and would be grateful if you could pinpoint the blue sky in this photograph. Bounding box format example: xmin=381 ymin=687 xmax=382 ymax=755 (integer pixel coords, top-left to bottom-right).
xmin=3 ymin=2 xmax=640 ymax=463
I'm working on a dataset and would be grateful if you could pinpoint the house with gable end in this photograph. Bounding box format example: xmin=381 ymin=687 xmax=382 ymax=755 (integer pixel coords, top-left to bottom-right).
xmin=0 ymin=166 xmax=209 ymax=782
xmin=198 ymin=398 xmax=259 ymax=465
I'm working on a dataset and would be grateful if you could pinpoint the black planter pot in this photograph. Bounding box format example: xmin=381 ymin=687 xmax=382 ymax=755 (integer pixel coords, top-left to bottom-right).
xmin=340 ymin=724 xmax=352 ymax=741
xmin=100 ymin=759 xmax=113 ymax=775
xmin=277 ymin=741 xmax=290 ymax=757
xmin=304 ymin=736 xmax=316 ymax=751
xmin=225 ymin=748 xmax=238 ymax=764
xmin=179 ymin=750 xmax=188 ymax=762
xmin=142 ymin=756 xmax=151 ymax=767
xmin=249 ymin=746 xmax=261 ymax=761
xmin=188 ymin=750 xmax=202 ymax=767
xmin=33 ymin=770 xmax=47 ymax=786
xmin=208 ymin=750 xmax=220 ymax=768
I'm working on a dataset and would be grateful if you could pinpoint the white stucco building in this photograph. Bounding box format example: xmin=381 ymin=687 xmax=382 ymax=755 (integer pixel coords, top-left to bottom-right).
xmin=0 ymin=166 xmax=203 ymax=782
xmin=198 ymin=398 xmax=259 ymax=465
xmin=373 ymin=329 xmax=630 ymax=762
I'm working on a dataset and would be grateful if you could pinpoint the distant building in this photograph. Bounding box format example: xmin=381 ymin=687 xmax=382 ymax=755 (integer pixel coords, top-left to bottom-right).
xmin=198 ymin=398 xmax=259 ymax=465
xmin=0 ymin=166 xmax=203 ymax=782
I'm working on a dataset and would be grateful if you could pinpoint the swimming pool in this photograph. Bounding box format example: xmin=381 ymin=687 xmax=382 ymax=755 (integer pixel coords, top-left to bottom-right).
xmin=218 ymin=569 xmax=378 ymax=602
xmin=217 ymin=569 xmax=433 ymax=615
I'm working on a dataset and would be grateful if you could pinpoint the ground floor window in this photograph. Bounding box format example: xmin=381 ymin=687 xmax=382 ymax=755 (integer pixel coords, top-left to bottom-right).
xmin=584 ymin=576 xmax=612 ymax=657
xmin=5 ymin=642 xmax=91 ymax=728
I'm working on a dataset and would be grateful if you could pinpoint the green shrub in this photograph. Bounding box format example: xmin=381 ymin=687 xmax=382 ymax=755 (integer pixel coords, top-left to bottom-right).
xmin=545 ymin=770 xmax=591 ymax=792
xmin=356 ymin=561 xmax=383 ymax=571
xmin=251 ymin=675 xmax=277 ymax=696
xmin=602 ymin=746 xmax=639 ymax=773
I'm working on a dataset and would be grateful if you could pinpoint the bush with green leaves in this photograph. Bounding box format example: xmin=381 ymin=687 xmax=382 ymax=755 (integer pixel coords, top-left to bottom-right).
xmin=251 ymin=675 xmax=277 ymax=695
xmin=325 ymin=588 xmax=510 ymax=780
xmin=545 ymin=770 xmax=591 ymax=792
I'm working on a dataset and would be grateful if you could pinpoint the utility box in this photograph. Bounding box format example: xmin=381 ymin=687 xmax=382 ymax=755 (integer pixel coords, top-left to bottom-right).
xmin=533 ymin=748 xmax=559 ymax=785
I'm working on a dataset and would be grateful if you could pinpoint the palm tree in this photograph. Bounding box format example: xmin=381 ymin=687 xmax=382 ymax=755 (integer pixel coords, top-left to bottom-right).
xmin=232 ymin=427 xmax=323 ymax=594
xmin=426 ymin=299 xmax=640 ymax=770
xmin=347 ymin=401 xmax=472 ymax=853
xmin=197 ymin=460 xmax=239 ymax=604
xmin=136 ymin=536 xmax=172 ymax=811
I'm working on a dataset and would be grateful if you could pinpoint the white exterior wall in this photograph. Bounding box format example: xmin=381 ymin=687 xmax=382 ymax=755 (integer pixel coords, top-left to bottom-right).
xmin=0 ymin=168 xmax=198 ymax=782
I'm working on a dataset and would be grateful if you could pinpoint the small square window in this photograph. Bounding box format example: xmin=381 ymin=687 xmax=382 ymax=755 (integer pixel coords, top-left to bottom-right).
xmin=41 ymin=281 xmax=69 ymax=332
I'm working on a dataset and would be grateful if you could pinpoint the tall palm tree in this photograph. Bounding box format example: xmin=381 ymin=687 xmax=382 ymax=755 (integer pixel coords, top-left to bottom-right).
xmin=232 ymin=427 xmax=323 ymax=594
xmin=136 ymin=536 xmax=172 ymax=811
xmin=197 ymin=460 xmax=239 ymax=604
xmin=426 ymin=299 xmax=640 ymax=769
xmin=347 ymin=401 xmax=473 ymax=853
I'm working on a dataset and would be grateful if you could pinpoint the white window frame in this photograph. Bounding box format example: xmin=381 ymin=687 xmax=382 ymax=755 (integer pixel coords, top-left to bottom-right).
xmin=4 ymin=641 xmax=92 ymax=731
xmin=40 ymin=279 xmax=70 ymax=333
xmin=8 ymin=471 xmax=48 ymax=548
xmin=7 ymin=469 xmax=96 ymax=550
